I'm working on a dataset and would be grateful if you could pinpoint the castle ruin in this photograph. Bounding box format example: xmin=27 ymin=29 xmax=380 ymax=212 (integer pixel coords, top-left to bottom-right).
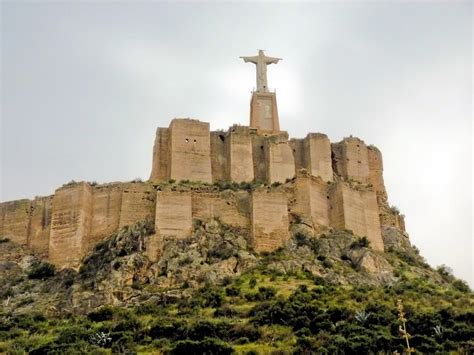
xmin=0 ymin=51 xmax=406 ymax=268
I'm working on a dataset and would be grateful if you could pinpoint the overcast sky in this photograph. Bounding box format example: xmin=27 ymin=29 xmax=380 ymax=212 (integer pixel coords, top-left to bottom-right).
xmin=1 ymin=1 xmax=472 ymax=285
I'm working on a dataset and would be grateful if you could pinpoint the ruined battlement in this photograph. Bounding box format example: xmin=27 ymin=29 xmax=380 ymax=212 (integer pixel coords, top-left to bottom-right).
xmin=0 ymin=51 xmax=406 ymax=269
xmin=0 ymin=134 xmax=403 ymax=268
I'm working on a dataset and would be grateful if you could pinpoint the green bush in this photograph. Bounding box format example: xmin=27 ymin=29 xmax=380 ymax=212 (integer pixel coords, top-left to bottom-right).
xmin=168 ymin=337 xmax=233 ymax=355
xmin=350 ymin=236 xmax=370 ymax=249
xmin=27 ymin=262 xmax=56 ymax=280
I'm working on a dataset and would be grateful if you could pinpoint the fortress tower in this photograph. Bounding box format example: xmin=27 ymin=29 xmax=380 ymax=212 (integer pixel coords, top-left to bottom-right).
xmin=0 ymin=51 xmax=406 ymax=268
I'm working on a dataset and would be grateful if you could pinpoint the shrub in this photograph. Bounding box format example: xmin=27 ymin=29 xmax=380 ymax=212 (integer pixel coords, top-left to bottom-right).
xmin=87 ymin=306 xmax=115 ymax=322
xmin=452 ymin=279 xmax=470 ymax=293
xmin=0 ymin=237 xmax=10 ymax=243
xmin=249 ymin=276 xmax=257 ymax=289
xmin=350 ymin=237 xmax=370 ymax=249
xmin=199 ymin=286 xmax=223 ymax=308
xmin=168 ymin=337 xmax=233 ymax=355
xmin=27 ymin=262 xmax=55 ymax=280
xmin=225 ymin=285 xmax=240 ymax=297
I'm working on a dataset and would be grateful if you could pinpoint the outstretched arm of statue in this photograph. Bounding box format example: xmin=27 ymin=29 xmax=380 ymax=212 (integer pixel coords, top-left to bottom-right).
xmin=265 ymin=56 xmax=282 ymax=65
xmin=240 ymin=56 xmax=258 ymax=64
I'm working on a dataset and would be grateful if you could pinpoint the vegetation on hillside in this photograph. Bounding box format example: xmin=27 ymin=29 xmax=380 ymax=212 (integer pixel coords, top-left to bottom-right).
xmin=0 ymin=219 xmax=472 ymax=354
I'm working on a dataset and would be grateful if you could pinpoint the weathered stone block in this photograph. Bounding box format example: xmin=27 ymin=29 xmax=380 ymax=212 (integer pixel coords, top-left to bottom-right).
xmin=210 ymin=131 xmax=228 ymax=182
xmin=332 ymin=137 xmax=370 ymax=183
xmin=368 ymin=145 xmax=387 ymax=200
xmin=150 ymin=127 xmax=170 ymax=181
xmin=49 ymin=183 xmax=93 ymax=267
xmin=266 ymin=134 xmax=295 ymax=184
xmin=155 ymin=190 xmax=192 ymax=239
xmin=119 ymin=183 xmax=156 ymax=228
xmin=228 ymin=126 xmax=254 ymax=182
xmin=293 ymin=176 xmax=330 ymax=227
xmin=251 ymin=190 xmax=289 ymax=252
xmin=90 ymin=184 xmax=123 ymax=249
xmin=304 ymin=133 xmax=333 ymax=182
xmin=329 ymin=182 xmax=383 ymax=251
xmin=28 ymin=196 xmax=52 ymax=257
xmin=192 ymin=191 xmax=250 ymax=229
xmin=169 ymin=119 xmax=212 ymax=183
xmin=0 ymin=199 xmax=31 ymax=245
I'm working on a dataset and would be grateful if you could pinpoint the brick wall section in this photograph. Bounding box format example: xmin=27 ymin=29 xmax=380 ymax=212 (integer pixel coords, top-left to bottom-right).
xmin=251 ymin=190 xmax=289 ymax=252
xmin=367 ymin=145 xmax=387 ymax=200
xmin=332 ymin=138 xmax=370 ymax=183
xmin=119 ymin=183 xmax=156 ymax=228
xmin=169 ymin=119 xmax=212 ymax=183
xmin=0 ymin=199 xmax=31 ymax=245
xmin=210 ymin=131 xmax=228 ymax=182
xmin=155 ymin=191 xmax=192 ymax=239
xmin=228 ymin=126 xmax=254 ymax=182
xmin=192 ymin=191 xmax=250 ymax=229
xmin=89 ymin=184 xmax=123 ymax=249
xmin=305 ymin=133 xmax=333 ymax=182
xmin=150 ymin=127 xmax=170 ymax=181
xmin=28 ymin=196 xmax=53 ymax=257
xmin=49 ymin=183 xmax=93 ymax=267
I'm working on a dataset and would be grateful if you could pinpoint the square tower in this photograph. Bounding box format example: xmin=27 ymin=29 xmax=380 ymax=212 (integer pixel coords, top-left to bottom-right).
xmin=250 ymin=92 xmax=280 ymax=133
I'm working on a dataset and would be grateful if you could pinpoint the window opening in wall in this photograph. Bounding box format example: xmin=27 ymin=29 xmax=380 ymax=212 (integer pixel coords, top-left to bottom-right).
xmin=219 ymin=135 xmax=225 ymax=142
xmin=185 ymin=138 xmax=189 ymax=143
xmin=260 ymin=145 xmax=264 ymax=150
xmin=193 ymin=139 xmax=197 ymax=143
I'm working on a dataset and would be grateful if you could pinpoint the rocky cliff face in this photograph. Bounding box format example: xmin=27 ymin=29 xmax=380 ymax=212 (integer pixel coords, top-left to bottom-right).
xmin=0 ymin=217 xmax=450 ymax=317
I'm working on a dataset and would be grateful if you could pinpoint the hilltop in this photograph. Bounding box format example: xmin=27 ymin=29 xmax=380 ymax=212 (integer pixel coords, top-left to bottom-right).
xmin=0 ymin=182 xmax=472 ymax=353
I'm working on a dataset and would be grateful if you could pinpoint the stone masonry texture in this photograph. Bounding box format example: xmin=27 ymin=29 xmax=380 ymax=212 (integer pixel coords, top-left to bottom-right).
xmin=0 ymin=116 xmax=402 ymax=268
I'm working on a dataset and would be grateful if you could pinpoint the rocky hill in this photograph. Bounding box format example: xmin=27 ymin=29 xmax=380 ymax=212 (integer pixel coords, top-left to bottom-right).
xmin=0 ymin=208 xmax=472 ymax=354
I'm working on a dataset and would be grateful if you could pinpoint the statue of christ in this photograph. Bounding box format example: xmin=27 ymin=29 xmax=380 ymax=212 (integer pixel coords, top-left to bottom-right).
xmin=240 ymin=50 xmax=282 ymax=93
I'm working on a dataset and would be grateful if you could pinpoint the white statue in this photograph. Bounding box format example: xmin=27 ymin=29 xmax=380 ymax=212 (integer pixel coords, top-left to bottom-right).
xmin=241 ymin=50 xmax=282 ymax=93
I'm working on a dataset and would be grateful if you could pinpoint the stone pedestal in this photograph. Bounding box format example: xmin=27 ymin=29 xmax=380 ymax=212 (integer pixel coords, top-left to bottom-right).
xmin=250 ymin=92 xmax=280 ymax=133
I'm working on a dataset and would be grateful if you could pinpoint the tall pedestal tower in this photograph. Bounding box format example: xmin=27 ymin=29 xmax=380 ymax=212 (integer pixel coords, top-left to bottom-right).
xmin=241 ymin=50 xmax=282 ymax=133
xmin=250 ymin=92 xmax=280 ymax=133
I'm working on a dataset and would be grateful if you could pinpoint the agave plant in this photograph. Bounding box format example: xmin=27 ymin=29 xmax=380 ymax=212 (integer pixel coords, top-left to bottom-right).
xmin=355 ymin=309 xmax=370 ymax=324
xmin=89 ymin=331 xmax=112 ymax=347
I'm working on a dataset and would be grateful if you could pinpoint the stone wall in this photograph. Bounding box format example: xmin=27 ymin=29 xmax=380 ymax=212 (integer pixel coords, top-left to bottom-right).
xmin=28 ymin=196 xmax=53 ymax=258
xmin=155 ymin=190 xmax=192 ymax=240
xmin=49 ymin=183 xmax=93 ymax=267
xmin=90 ymin=184 xmax=123 ymax=250
xmin=332 ymin=137 xmax=370 ymax=183
xmin=329 ymin=182 xmax=383 ymax=251
xmin=368 ymin=145 xmax=387 ymax=200
xmin=150 ymin=127 xmax=170 ymax=181
xmin=305 ymin=133 xmax=333 ymax=182
xmin=119 ymin=183 xmax=156 ymax=228
xmin=292 ymin=176 xmax=330 ymax=228
xmin=169 ymin=119 xmax=213 ymax=183
xmin=251 ymin=135 xmax=267 ymax=182
xmin=228 ymin=126 xmax=254 ymax=183
xmin=210 ymin=131 xmax=228 ymax=182
xmin=251 ymin=190 xmax=289 ymax=252
xmin=266 ymin=134 xmax=295 ymax=184
xmin=0 ymin=199 xmax=31 ymax=245
xmin=192 ymin=191 xmax=250 ymax=229
xmin=289 ymin=138 xmax=306 ymax=172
